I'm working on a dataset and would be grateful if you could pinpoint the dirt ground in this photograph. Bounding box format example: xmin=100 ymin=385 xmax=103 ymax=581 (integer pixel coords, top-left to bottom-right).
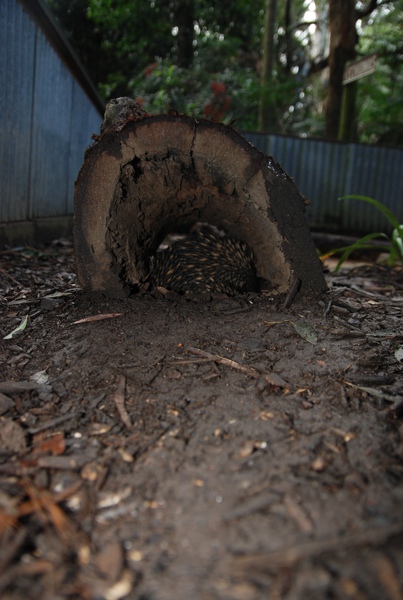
xmin=0 ymin=238 xmax=402 ymax=600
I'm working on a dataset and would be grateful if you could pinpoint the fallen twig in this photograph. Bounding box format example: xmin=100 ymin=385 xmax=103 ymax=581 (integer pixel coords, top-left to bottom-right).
xmin=233 ymin=523 xmax=403 ymax=575
xmin=28 ymin=412 xmax=81 ymax=435
xmin=186 ymin=347 xmax=287 ymax=388
xmin=187 ymin=347 xmax=260 ymax=379
xmin=0 ymin=267 xmax=22 ymax=286
xmin=223 ymin=492 xmax=279 ymax=522
xmin=0 ymin=559 xmax=54 ymax=595
xmin=0 ymin=381 xmax=40 ymax=395
xmin=350 ymin=284 xmax=403 ymax=304
xmin=114 ymin=375 xmax=131 ymax=429
xmin=284 ymin=494 xmax=313 ymax=534
xmin=283 ymin=278 xmax=302 ymax=309
xmin=0 ymin=527 xmax=27 ymax=573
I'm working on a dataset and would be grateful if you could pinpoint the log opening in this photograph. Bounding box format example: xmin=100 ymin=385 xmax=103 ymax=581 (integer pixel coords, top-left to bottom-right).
xmin=74 ymin=113 xmax=327 ymax=298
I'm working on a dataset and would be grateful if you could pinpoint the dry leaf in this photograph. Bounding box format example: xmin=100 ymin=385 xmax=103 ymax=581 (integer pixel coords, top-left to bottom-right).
xmin=73 ymin=313 xmax=123 ymax=324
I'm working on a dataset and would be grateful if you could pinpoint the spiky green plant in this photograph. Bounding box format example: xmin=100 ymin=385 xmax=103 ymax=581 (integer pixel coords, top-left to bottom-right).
xmin=322 ymin=195 xmax=403 ymax=271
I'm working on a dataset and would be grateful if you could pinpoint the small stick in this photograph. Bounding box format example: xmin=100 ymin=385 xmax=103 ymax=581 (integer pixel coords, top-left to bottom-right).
xmin=114 ymin=375 xmax=131 ymax=429
xmin=0 ymin=267 xmax=22 ymax=286
xmin=186 ymin=347 xmax=287 ymax=388
xmin=233 ymin=523 xmax=403 ymax=574
xmin=0 ymin=526 xmax=27 ymax=571
xmin=169 ymin=358 xmax=216 ymax=366
xmin=28 ymin=413 xmax=81 ymax=435
xmin=283 ymin=278 xmax=302 ymax=309
xmin=187 ymin=347 xmax=260 ymax=379
xmin=323 ymin=300 xmax=333 ymax=316
xmin=284 ymin=494 xmax=313 ymax=534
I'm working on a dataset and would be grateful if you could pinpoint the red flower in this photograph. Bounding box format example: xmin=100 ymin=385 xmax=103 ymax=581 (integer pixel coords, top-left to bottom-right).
xmin=144 ymin=62 xmax=158 ymax=77
xmin=211 ymin=81 xmax=226 ymax=96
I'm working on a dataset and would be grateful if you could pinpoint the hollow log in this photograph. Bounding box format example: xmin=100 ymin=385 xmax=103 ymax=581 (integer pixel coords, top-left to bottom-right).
xmin=74 ymin=112 xmax=327 ymax=298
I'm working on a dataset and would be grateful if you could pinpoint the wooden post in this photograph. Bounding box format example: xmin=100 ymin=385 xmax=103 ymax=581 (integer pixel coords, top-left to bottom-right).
xmin=338 ymin=81 xmax=357 ymax=141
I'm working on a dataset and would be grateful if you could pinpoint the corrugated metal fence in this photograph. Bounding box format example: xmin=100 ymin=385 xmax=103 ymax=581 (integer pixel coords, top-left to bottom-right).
xmin=244 ymin=132 xmax=403 ymax=235
xmin=1 ymin=0 xmax=402 ymax=240
xmin=0 ymin=0 xmax=102 ymax=229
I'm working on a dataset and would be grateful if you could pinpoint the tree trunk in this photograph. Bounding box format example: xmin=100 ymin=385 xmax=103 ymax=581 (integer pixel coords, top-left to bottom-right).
xmin=74 ymin=111 xmax=326 ymax=298
xmin=174 ymin=0 xmax=195 ymax=68
xmin=284 ymin=0 xmax=292 ymax=74
xmin=258 ymin=0 xmax=277 ymax=131
xmin=326 ymin=0 xmax=357 ymax=138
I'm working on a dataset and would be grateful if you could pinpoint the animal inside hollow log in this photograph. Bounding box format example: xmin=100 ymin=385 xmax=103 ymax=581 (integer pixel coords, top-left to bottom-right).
xmin=74 ymin=110 xmax=328 ymax=297
xmin=149 ymin=224 xmax=259 ymax=296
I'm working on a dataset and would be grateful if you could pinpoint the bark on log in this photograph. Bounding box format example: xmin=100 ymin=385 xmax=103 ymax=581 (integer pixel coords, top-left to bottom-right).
xmin=74 ymin=113 xmax=327 ymax=298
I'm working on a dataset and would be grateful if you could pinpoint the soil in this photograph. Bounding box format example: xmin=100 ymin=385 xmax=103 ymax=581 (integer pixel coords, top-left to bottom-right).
xmin=0 ymin=239 xmax=402 ymax=600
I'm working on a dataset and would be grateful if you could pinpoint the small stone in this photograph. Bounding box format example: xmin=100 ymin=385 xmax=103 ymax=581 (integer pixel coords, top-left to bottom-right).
xmin=0 ymin=393 xmax=15 ymax=416
xmin=0 ymin=418 xmax=27 ymax=453
xmin=311 ymin=456 xmax=326 ymax=471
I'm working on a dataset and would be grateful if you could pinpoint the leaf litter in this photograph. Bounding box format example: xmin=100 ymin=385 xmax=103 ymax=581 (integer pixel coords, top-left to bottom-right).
xmin=0 ymin=240 xmax=403 ymax=599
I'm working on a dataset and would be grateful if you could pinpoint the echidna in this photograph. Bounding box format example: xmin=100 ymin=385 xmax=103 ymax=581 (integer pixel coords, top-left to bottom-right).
xmin=100 ymin=97 xmax=148 ymax=134
xmin=149 ymin=224 xmax=258 ymax=296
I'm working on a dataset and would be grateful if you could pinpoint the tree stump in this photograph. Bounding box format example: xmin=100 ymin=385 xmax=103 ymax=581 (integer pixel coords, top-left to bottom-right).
xmin=74 ymin=111 xmax=327 ymax=298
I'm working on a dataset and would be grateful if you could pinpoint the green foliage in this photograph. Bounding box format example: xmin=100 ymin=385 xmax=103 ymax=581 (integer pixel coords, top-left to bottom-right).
xmin=44 ymin=0 xmax=315 ymax=131
xmin=357 ymin=1 xmax=403 ymax=145
xmin=324 ymin=195 xmax=403 ymax=270
xmin=129 ymin=57 xmax=261 ymax=128
xmin=44 ymin=0 xmax=403 ymax=141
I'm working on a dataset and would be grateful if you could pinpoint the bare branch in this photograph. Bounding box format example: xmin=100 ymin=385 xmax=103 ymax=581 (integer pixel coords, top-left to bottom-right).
xmin=308 ymin=56 xmax=329 ymax=75
xmin=286 ymin=19 xmax=320 ymax=33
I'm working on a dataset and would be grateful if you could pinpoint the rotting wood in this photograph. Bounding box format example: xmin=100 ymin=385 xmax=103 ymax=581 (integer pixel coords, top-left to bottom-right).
xmin=74 ymin=109 xmax=327 ymax=298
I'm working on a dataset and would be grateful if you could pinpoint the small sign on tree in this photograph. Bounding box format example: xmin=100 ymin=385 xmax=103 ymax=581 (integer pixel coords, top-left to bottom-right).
xmin=343 ymin=54 xmax=377 ymax=85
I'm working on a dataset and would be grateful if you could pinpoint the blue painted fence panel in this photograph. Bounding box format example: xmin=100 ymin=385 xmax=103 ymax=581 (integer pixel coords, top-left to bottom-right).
xmin=244 ymin=132 xmax=403 ymax=235
xmin=0 ymin=0 xmax=102 ymax=225
xmin=30 ymin=30 xmax=74 ymax=218
xmin=0 ymin=0 xmax=35 ymax=222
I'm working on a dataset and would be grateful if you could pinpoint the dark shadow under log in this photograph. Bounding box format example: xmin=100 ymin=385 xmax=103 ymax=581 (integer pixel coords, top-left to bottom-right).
xmin=74 ymin=114 xmax=327 ymax=298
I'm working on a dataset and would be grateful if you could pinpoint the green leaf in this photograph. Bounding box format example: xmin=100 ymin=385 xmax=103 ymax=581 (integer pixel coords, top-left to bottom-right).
xmin=327 ymin=196 xmax=403 ymax=269
xmin=392 ymin=226 xmax=403 ymax=261
xmin=293 ymin=321 xmax=318 ymax=345
xmin=3 ymin=315 xmax=29 ymax=340
xmin=339 ymin=195 xmax=401 ymax=231
xmin=333 ymin=232 xmax=389 ymax=271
